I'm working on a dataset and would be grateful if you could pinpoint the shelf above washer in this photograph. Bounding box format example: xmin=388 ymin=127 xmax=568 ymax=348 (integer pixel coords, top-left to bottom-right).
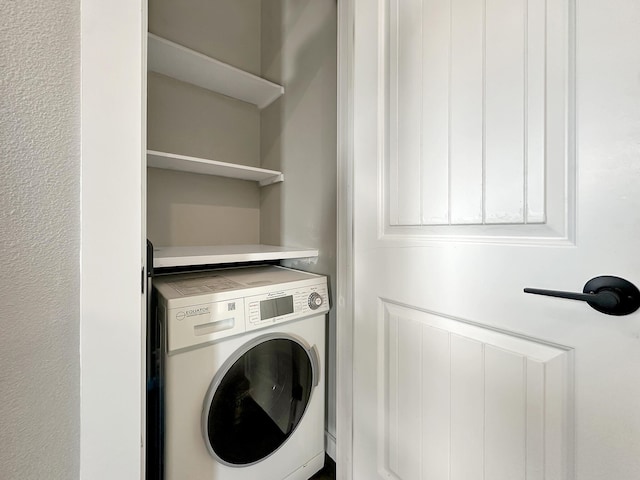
xmin=147 ymin=150 xmax=284 ymax=186
xmin=147 ymin=33 xmax=284 ymax=109
xmin=152 ymin=244 xmax=319 ymax=269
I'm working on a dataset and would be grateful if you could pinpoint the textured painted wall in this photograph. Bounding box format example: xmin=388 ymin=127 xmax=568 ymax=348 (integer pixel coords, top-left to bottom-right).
xmin=0 ymin=1 xmax=80 ymax=479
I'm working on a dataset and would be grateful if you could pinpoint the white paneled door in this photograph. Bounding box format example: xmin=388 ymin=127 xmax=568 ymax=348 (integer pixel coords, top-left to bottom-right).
xmin=350 ymin=0 xmax=640 ymax=479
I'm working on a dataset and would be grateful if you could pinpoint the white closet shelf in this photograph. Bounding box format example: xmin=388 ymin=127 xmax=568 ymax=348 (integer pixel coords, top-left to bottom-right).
xmin=147 ymin=151 xmax=284 ymax=186
xmin=153 ymin=244 xmax=319 ymax=269
xmin=148 ymin=33 xmax=284 ymax=109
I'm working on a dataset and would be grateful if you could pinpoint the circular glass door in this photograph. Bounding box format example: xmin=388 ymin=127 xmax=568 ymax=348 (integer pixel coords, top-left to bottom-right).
xmin=202 ymin=334 xmax=317 ymax=466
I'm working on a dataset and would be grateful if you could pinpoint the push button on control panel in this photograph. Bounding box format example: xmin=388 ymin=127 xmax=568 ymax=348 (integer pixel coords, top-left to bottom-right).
xmin=308 ymin=292 xmax=323 ymax=310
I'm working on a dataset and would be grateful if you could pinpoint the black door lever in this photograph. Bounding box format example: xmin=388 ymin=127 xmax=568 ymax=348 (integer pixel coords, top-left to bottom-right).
xmin=524 ymin=275 xmax=640 ymax=316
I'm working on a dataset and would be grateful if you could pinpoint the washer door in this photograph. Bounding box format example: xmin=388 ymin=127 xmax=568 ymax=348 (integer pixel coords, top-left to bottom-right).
xmin=202 ymin=333 xmax=320 ymax=467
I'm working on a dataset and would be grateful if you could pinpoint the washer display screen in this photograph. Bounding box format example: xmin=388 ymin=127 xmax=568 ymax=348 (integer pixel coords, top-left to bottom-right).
xmin=259 ymin=296 xmax=294 ymax=320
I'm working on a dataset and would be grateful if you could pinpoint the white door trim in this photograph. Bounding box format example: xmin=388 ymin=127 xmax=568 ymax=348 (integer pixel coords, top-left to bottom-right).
xmin=336 ymin=0 xmax=355 ymax=479
xmin=80 ymin=0 xmax=147 ymax=478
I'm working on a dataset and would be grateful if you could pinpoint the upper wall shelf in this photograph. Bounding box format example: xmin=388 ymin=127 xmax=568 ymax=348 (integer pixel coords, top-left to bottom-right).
xmin=147 ymin=33 xmax=284 ymax=109
xmin=147 ymin=150 xmax=284 ymax=186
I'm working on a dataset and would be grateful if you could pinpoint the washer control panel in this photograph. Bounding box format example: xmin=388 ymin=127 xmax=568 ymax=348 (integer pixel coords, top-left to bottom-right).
xmin=245 ymin=283 xmax=329 ymax=330
xmin=156 ymin=266 xmax=330 ymax=352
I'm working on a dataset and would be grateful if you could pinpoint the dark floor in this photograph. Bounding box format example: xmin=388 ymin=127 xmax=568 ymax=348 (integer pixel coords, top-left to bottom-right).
xmin=309 ymin=455 xmax=336 ymax=480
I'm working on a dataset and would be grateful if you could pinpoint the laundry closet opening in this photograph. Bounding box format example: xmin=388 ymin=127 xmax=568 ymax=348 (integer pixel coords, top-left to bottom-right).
xmin=144 ymin=0 xmax=338 ymax=476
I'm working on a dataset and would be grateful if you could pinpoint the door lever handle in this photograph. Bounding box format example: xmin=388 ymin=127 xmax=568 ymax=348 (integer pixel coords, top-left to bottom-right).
xmin=523 ymin=287 xmax=620 ymax=309
xmin=524 ymin=275 xmax=640 ymax=316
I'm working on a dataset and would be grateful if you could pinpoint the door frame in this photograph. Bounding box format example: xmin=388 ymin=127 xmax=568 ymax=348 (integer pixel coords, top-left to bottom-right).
xmin=80 ymin=0 xmax=147 ymax=478
xmin=81 ymin=0 xmax=355 ymax=478
xmin=336 ymin=0 xmax=355 ymax=479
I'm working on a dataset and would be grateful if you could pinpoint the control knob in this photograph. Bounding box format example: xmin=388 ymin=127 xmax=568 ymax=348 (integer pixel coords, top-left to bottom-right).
xmin=308 ymin=292 xmax=323 ymax=310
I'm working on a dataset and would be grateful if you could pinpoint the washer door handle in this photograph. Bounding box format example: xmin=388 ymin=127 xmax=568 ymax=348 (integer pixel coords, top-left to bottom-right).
xmin=307 ymin=344 xmax=321 ymax=387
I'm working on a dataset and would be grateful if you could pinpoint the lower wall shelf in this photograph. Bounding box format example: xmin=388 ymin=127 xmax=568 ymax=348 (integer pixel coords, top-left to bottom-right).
xmin=152 ymin=244 xmax=319 ymax=269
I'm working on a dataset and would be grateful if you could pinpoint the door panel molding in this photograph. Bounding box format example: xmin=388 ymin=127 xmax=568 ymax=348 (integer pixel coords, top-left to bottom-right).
xmin=379 ymin=300 xmax=574 ymax=480
xmin=383 ymin=0 xmax=576 ymax=243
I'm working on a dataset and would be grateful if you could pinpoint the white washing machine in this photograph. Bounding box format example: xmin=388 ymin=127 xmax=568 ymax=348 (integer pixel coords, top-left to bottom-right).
xmin=153 ymin=265 xmax=329 ymax=480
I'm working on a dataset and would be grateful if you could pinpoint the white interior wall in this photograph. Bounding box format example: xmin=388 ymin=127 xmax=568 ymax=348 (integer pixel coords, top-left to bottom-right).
xmin=4 ymin=0 xmax=144 ymax=478
xmin=260 ymin=0 xmax=338 ymax=458
xmin=148 ymin=0 xmax=262 ymax=76
xmin=147 ymin=168 xmax=260 ymax=246
xmin=147 ymin=0 xmax=262 ymax=247
xmin=1 ymin=1 xmax=81 ymax=478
